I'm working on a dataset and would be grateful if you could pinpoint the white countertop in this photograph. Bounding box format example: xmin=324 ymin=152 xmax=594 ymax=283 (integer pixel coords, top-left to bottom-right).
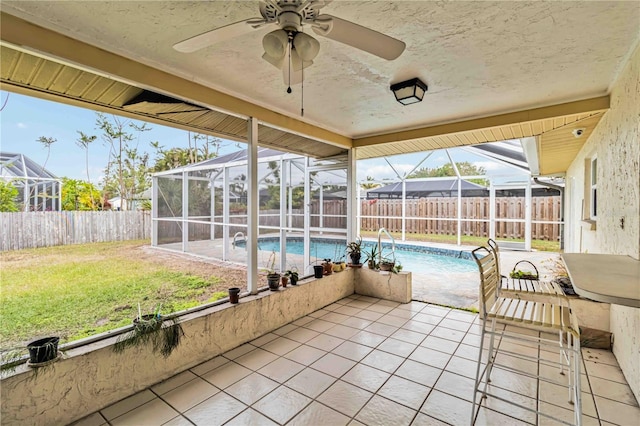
xmin=561 ymin=253 xmax=640 ymax=308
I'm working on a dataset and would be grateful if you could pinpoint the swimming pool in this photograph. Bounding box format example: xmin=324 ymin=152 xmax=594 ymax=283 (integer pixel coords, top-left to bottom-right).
xmin=256 ymin=238 xmax=477 ymax=275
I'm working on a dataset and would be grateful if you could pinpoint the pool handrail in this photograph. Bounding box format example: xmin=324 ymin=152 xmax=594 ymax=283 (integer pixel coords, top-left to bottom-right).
xmin=377 ymin=227 xmax=396 ymax=265
xmin=232 ymin=231 xmax=246 ymax=250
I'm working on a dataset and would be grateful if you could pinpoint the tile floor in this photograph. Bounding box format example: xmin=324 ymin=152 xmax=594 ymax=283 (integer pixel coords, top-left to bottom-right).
xmin=73 ymin=296 xmax=640 ymax=426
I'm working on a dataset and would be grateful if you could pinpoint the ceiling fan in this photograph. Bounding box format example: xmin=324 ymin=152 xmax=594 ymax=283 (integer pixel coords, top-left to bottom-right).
xmin=173 ymin=0 xmax=406 ymax=86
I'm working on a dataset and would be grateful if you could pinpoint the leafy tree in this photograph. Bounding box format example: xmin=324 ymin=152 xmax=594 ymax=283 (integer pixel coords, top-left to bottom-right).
xmin=0 ymin=181 xmax=19 ymax=212
xmin=360 ymin=176 xmax=381 ymax=190
xmin=408 ymin=161 xmax=488 ymax=186
xmin=97 ymin=113 xmax=151 ymax=210
xmin=76 ymin=131 xmax=98 ymax=208
xmin=150 ymin=133 xmax=227 ymax=173
xmin=61 ymin=178 xmax=102 ymax=211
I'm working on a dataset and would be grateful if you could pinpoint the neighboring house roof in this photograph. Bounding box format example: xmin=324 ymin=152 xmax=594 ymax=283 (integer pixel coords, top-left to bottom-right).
xmin=367 ymin=178 xmax=487 ymax=199
xmin=0 ymin=152 xmax=59 ymax=180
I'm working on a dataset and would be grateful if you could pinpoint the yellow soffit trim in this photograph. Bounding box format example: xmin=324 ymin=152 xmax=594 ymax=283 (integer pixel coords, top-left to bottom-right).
xmin=353 ymin=96 xmax=610 ymax=147
xmin=0 ymin=12 xmax=352 ymax=149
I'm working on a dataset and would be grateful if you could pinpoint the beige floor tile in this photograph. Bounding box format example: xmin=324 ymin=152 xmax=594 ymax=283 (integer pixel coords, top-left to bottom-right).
xmin=342 ymin=363 xmax=391 ymax=393
xmin=376 ymin=299 xmax=401 ymax=308
xmin=411 ymin=412 xmax=449 ymax=425
xmin=162 ymin=415 xmax=193 ymax=426
xmin=493 ymin=352 xmax=538 ymax=376
xmin=332 ymin=340 xmax=373 ymax=362
xmin=356 ymin=395 xmax=417 ymax=426
xmin=288 ymin=401 xmax=350 ymax=426
xmin=333 ymin=305 xmax=363 ymax=316
xmin=341 ymin=316 xmax=373 ymax=329
xmin=349 ymin=330 xmax=387 ymax=348
xmin=445 ymin=355 xmax=484 ymax=380
xmin=409 ymin=346 xmax=452 ymax=370
xmin=364 ymin=322 xmax=399 ymax=337
xmin=308 ymin=308 xmax=330 ymax=318
xmin=190 ymin=355 xmax=229 ymax=376
xmin=224 ymin=408 xmax=278 ymax=426
xmin=353 ymin=309 xmax=384 ymax=321
xmin=594 ymin=395 xmax=640 ymax=425
xmin=423 ymin=305 xmax=451 ymax=316
xmin=367 ymin=304 xmax=395 ymax=314
xmin=258 ymin=356 xmax=305 ymax=383
xmin=225 ymin=372 xmax=279 ymax=405
xmin=311 ymin=353 xmax=357 ymax=377
xmin=70 ymin=412 xmax=107 ymax=426
xmin=486 ymin=366 xmax=538 ymax=399
xmin=475 ymin=406 xmax=532 ymax=425
xmin=453 ymin=343 xmax=481 ymax=361
xmin=391 ymin=328 xmax=428 ymax=345
xmin=377 ymin=337 xmax=417 ymax=357
xmin=261 ymin=336 xmax=301 ymax=356
xmin=273 ymin=323 xmax=298 ymax=335
xmin=284 ymin=344 xmax=327 ymax=365
xmin=110 ymin=398 xmax=178 ymax=426
xmin=349 ymin=420 xmax=367 ymax=426
xmin=223 ymin=343 xmax=255 ymax=360
xmin=430 ymin=326 xmax=466 ymax=342
xmin=402 ymin=320 xmax=436 ymax=335
xmin=421 ymin=335 xmax=459 ymax=354
xmin=286 ymin=367 xmax=336 ymax=398
xmin=234 ymin=347 xmax=279 ymax=371
xmin=377 ymin=314 xmax=409 ymax=327
xmin=387 ymin=307 xmax=418 ymax=319
xmin=292 ymin=316 xmax=315 ymax=327
xmin=446 ymin=310 xmax=477 ymax=323
xmin=162 ymin=376 xmax=219 ymax=412
xmin=395 ymin=359 xmax=443 ymax=388
xmin=537 ymin=402 xmax=599 ymax=426
xmin=538 ymin=380 xmax=598 ymax=418
xmin=101 ymin=390 xmax=156 ymax=421
xmin=439 ymin=318 xmax=472 ymax=332
xmin=434 ymin=371 xmax=475 ymax=403
xmin=477 ymin=385 xmax=537 ymax=424
xmin=346 ymin=300 xmax=375 ymax=309
xmin=585 ymin=361 xmax=630 ymax=384
xmin=253 ymin=385 xmax=311 ymax=424
xmin=304 ymin=318 xmax=336 ymax=333
xmin=201 ymin=362 xmax=252 ymax=389
xmin=582 ymin=348 xmax=619 ymax=366
xmin=325 ymin=324 xmax=360 ymax=340
xmin=325 ymin=302 xmax=343 ymax=311
xmin=322 ymin=312 xmax=352 ymax=324
xmin=355 ymin=296 xmax=380 ymax=303
xmin=151 ymin=371 xmax=198 ymax=395
xmin=250 ymin=332 xmax=279 ymax=347
xmin=317 ymin=380 xmax=373 ymax=417
xmin=378 ymin=375 xmax=431 ymax=410
xmin=589 ymin=377 xmax=638 ymax=405
xmin=183 ymin=392 xmax=246 ymax=426
xmin=361 ymin=349 xmax=404 ymax=373
xmin=284 ymin=326 xmax=321 ymax=343
xmin=420 ymin=390 xmax=473 ymax=425
xmin=306 ymin=333 xmax=345 ymax=351
xmin=412 ymin=313 xmax=444 ymax=326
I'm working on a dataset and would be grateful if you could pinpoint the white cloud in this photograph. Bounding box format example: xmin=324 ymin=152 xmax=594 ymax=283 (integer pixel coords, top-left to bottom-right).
xmin=357 ymin=163 xmax=415 ymax=181
xmin=16 ymin=122 xmax=27 ymax=129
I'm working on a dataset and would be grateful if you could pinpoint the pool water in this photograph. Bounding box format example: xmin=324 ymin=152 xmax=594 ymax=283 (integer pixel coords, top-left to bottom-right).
xmin=257 ymin=239 xmax=477 ymax=275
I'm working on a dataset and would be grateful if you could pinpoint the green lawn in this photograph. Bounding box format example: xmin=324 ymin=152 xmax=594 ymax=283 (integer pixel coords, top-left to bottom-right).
xmin=359 ymin=231 xmax=561 ymax=252
xmin=0 ymin=241 xmax=231 ymax=350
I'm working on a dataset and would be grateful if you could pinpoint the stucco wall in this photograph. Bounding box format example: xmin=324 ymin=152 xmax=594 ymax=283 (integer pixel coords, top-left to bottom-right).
xmin=0 ymin=272 xmax=355 ymax=425
xmin=565 ymin=43 xmax=640 ymax=403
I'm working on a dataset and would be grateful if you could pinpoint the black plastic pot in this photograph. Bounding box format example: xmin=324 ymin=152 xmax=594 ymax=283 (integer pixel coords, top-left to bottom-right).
xmin=27 ymin=337 xmax=59 ymax=364
xmin=228 ymin=287 xmax=240 ymax=304
xmin=313 ymin=265 xmax=324 ymax=278
xmin=267 ymin=273 xmax=280 ymax=291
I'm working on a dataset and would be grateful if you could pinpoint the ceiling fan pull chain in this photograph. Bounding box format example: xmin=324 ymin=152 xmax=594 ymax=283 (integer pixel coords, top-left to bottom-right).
xmin=286 ymin=35 xmax=293 ymax=94
xmin=301 ymin=62 xmax=304 ymax=116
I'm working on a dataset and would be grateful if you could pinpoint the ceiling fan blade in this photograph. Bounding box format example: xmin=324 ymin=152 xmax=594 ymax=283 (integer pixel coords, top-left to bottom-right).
xmin=173 ymin=18 xmax=267 ymax=53
xmin=312 ymin=15 xmax=405 ymax=60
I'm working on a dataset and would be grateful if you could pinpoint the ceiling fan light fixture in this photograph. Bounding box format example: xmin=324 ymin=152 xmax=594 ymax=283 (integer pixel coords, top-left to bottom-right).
xmin=293 ymin=32 xmax=320 ymax=61
xmin=263 ymin=29 xmax=289 ymax=58
xmin=390 ymin=78 xmax=428 ymax=105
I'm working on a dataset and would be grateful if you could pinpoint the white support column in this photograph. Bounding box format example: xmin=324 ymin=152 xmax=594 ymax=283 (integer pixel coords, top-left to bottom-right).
xmin=489 ymin=180 xmax=496 ymax=240
xmin=151 ymin=176 xmax=158 ymax=247
xmin=279 ymin=158 xmax=287 ymax=273
xmin=303 ymin=157 xmax=311 ymax=275
xmin=319 ymin=184 xmax=324 ymax=234
xmin=346 ymin=148 xmax=357 ymax=243
xmin=525 ymin=179 xmax=532 ymax=251
xmin=210 ymin=176 xmax=216 ymax=241
xmin=401 ymin=179 xmax=407 ymax=242
xmin=222 ymin=167 xmax=230 ymax=261
xmin=181 ymin=171 xmax=189 ymax=252
xmin=247 ymin=118 xmax=259 ymax=294
xmin=287 ymin=160 xmax=293 ymax=231
xmin=457 ymin=177 xmax=462 ymax=246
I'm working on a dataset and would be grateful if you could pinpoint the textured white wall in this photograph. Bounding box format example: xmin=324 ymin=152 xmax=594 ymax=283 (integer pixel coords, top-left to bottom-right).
xmin=565 ymin=43 xmax=640 ymax=403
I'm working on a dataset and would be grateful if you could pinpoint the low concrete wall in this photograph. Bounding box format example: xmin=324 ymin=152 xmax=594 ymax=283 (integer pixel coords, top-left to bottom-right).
xmin=355 ymin=268 xmax=412 ymax=303
xmin=0 ymin=271 xmax=354 ymax=426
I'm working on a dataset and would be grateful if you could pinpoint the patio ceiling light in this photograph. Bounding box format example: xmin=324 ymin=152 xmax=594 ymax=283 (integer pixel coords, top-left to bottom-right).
xmin=390 ymin=77 xmax=428 ymax=105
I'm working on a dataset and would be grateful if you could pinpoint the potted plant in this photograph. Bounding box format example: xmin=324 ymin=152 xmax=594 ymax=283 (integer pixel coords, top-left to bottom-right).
xmin=281 ymin=274 xmax=289 ymax=287
xmin=26 ymin=337 xmax=60 ymax=365
xmin=265 ymin=251 xmax=281 ymax=290
xmin=285 ymin=268 xmax=299 ymax=285
xmin=333 ymin=254 xmax=346 ymax=272
xmin=379 ymin=256 xmax=396 ymax=272
xmin=364 ymin=245 xmax=379 ymax=270
xmin=322 ymin=258 xmax=333 ymax=275
xmin=509 ymin=261 xmax=539 ymax=280
xmin=347 ymin=237 xmax=363 ymax=266
xmin=113 ymin=304 xmax=184 ymax=358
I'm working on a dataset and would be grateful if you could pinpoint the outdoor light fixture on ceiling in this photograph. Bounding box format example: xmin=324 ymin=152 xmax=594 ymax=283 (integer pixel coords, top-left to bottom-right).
xmin=390 ymin=78 xmax=428 ymax=105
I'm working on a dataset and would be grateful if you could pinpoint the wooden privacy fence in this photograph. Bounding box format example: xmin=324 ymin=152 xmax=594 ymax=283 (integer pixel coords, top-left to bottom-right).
xmin=360 ymin=196 xmax=561 ymax=240
xmin=0 ymin=211 xmax=151 ymax=251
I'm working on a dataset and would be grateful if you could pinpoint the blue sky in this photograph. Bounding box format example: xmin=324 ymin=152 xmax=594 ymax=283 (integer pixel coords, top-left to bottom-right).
xmin=0 ymin=91 xmax=525 ymax=183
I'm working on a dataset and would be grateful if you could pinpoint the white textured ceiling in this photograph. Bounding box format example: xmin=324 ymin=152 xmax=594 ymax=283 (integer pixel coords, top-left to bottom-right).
xmin=2 ymin=1 xmax=639 ymax=139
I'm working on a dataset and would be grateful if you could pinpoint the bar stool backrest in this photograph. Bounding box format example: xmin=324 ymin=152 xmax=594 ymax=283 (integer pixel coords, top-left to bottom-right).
xmin=472 ymin=246 xmax=500 ymax=317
